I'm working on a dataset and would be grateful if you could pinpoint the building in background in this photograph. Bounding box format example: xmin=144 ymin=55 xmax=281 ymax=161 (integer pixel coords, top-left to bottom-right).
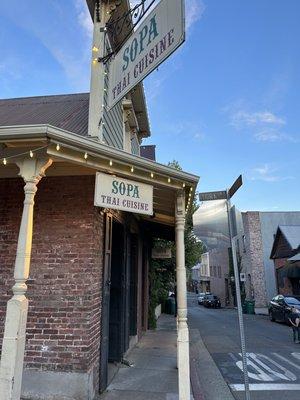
xmin=240 ymin=212 xmax=300 ymax=311
xmin=270 ymin=225 xmax=300 ymax=296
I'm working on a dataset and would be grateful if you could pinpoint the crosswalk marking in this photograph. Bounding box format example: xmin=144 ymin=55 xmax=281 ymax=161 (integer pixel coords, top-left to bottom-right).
xmin=230 ymin=383 xmax=300 ymax=391
xmin=272 ymin=353 xmax=300 ymax=371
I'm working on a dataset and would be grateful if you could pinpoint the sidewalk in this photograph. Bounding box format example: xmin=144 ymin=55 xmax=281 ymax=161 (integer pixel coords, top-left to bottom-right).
xmin=99 ymin=314 xmax=179 ymax=400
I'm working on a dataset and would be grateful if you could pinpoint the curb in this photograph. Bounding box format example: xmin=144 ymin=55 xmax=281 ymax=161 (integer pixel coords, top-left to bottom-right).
xmin=189 ymin=329 xmax=235 ymax=400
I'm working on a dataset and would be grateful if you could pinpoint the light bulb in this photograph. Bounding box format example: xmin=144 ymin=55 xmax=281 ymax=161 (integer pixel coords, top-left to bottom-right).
xmin=109 ymin=160 xmax=113 ymax=166
xmin=56 ymin=144 xmax=60 ymax=151
xmin=131 ymin=166 xmax=134 ymax=173
xmin=168 ymin=178 xmax=171 ymax=183
xmin=150 ymin=172 xmax=154 ymax=178
xmin=3 ymin=158 xmax=7 ymax=165
xmin=29 ymin=150 xmax=34 ymax=158
xmin=84 ymin=152 xmax=88 ymax=160
xmin=182 ymin=183 xmax=186 ymax=188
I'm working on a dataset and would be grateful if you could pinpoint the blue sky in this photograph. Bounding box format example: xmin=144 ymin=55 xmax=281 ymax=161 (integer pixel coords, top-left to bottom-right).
xmin=0 ymin=0 xmax=299 ymax=211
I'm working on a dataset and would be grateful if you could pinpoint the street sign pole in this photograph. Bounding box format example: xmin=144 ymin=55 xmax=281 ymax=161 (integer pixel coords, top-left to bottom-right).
xmin=226 ymin=194 xmax=251 ymax=400
xmin=199 ymin=176 xmax=250 ymax=399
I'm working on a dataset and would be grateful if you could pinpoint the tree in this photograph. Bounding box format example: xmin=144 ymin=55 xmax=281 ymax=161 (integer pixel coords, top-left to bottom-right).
xmin=167 ymin=160 xmax=205 ymax=272
xmin=148 ymin=161 xmax=205 ymax=328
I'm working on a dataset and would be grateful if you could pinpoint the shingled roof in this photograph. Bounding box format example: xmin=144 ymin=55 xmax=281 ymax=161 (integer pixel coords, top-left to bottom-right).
xmin=0 ymin=93 xmax=89 ymax=136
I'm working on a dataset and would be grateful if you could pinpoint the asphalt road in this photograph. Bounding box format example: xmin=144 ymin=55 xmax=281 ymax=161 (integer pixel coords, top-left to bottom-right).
xmin=188 ymin=293 xmax=300 ymax=400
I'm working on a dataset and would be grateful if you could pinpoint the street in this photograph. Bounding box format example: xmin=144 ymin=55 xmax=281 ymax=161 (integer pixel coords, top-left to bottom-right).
xmin=188 ymin=293 xmax=300 ymax=400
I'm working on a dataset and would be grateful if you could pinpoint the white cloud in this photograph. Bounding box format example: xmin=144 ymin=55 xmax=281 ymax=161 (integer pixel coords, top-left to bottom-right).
xmin=74 ymin=0 xmax=93 ymax=39
xmin=230 ymin=110 xmax=285 ymax=129
xmin=224 ymin=101 xmax=300 ymax=143
xmin=248 ymin=163 xmax=294 ymax=182
xmin=186 ymin=0 xmax=205 ymax=32
xmin=254 ymin=129 xmax=298 ymax=143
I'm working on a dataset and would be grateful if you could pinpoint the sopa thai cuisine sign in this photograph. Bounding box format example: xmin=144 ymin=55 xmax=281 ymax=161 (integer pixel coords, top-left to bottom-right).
xmin=107 ymin=0 xmax=185 ymax=109
xmin=94 ymin=172 xmax=153 ymax=215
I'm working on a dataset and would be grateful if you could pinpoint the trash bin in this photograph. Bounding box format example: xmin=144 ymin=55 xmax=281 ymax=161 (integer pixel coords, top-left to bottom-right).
xmin=242 ymin=302 xmax=247 ymax=314
xmin=165 ymin=298 xmax=171 ymax=314
xmin=169 ymin=298 xmax=176 ymax=315
xmin=246 ymin=300 xmax=255 ymax=315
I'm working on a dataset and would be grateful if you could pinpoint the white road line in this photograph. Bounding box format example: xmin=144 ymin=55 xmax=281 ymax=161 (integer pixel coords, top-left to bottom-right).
xmin=272 ymin=353 xmax=300 ymax=371
xmin=230 ymin=383 xmax=300 ymax=391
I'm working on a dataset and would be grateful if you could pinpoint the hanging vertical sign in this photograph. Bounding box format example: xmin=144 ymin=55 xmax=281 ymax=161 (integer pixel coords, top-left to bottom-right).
xmin=107 ymin=0 xmax=185 ymax=109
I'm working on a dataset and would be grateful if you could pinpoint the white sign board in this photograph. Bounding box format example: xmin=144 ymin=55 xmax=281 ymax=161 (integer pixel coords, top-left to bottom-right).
xmin=94 ymin=172 xmax=153 ymax=215
xmin=151 ymin=247 xmax=172 ymax=259
xmin=107 ymin=0 xmax=185 ymax=109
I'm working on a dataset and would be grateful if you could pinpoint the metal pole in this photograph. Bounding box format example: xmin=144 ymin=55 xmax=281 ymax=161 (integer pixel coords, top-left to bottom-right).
xmin=227 ymin=198 xmax=251 ymax=400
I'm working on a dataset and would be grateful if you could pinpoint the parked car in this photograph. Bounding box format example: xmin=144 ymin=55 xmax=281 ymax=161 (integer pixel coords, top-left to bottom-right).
xmin=197 ymin=293 xmax=206 ymax=305
xmin=268 ymin=294 xmax=300 ymax=324
xmin=203 ymin=294 xmax=221 ymax=308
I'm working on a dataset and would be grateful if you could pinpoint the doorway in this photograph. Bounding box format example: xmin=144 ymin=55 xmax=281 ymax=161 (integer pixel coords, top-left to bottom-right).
xmin=99 ymin=216 xmax=133 ymax=392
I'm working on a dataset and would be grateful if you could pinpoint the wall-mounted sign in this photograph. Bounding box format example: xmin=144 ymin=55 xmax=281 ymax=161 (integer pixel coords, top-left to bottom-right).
xmin=107 ymin=0 xmax=185 ymax=109
xmin=94 ymin=172 xmax=153 ymax=215
xmin=151 ymin=247 xmax=172 ymax=259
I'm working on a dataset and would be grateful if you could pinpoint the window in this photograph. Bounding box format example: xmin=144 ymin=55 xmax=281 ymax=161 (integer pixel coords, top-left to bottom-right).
xmin=242 ymin=235 xmax=246 ymax=253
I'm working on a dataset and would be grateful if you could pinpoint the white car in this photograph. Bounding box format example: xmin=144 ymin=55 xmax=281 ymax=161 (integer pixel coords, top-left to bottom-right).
xmin=197 ymin=293 xmax=206 ymax=305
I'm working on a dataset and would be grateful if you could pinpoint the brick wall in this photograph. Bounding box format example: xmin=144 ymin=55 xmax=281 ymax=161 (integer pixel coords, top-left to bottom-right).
xmin=241 ymin=212 xmax=267 ymax=307
xmin=0 ymin=176 xmax=104 ymax=385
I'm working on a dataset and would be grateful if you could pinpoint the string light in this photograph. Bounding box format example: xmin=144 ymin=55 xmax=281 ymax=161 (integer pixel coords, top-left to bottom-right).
xmin=109 ymin=160 xmax=113 ymax=166
xmin=84 ymin=152 xmax=88 ymax=160
xmin=0 ymin=145 xmax=48 ymax=165
xmin=92 ymin=46 xmax=99 ymax=52
xmin=93 ymin=58 xmax=98 ymax=64
xmin=56 ymin=143 xmax=60 ymax=151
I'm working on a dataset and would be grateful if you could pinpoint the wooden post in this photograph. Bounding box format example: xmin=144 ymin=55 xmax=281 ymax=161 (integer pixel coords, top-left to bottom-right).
xmin=0 ymin=158 xmax=52 ymax=400
xmin=175 ymin=190 xmax=190 ymax=400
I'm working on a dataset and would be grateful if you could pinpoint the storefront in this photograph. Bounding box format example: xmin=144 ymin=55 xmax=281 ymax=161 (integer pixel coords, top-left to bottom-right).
xmin=0 ymin=121 xmax=198 ymax=399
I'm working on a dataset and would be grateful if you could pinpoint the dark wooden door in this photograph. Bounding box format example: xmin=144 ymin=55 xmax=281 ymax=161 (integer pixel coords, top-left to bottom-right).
xmin=99 ymin=213 xmax=112 ymax=392
xmin=123 ymin=232 xmax=131 ymax=352
xmin=129 ymin=235 xmax=138 ymax=336
xmin=108 ymin=220 xmax=125 ymax=362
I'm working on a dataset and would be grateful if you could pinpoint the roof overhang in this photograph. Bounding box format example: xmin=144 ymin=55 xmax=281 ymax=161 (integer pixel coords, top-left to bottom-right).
xmin=0 ymin=125 xmax=199 ymax=228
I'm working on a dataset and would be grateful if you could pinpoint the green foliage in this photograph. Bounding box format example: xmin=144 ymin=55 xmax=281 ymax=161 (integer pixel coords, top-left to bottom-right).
xmin=148 ymin=240 xmax=175 ymax=329
xmin=148 ymin=160 xmax=205 ymax=327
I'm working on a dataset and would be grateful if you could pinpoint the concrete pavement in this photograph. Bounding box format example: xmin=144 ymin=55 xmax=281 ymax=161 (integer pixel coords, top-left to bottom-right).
xmin=99 ymin=314 xmax=180 ymax=400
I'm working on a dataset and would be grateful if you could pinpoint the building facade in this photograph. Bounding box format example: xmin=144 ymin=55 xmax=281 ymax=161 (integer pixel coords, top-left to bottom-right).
xmin=194 ymin=250 xmax=231 ymax=307
xmin=270 ymin=225 xmax=300 ymax=296
xmin=0 ymin=2 xmax=198 ymax=400
xmin=240 ymin=212 xmax=300 ymax=309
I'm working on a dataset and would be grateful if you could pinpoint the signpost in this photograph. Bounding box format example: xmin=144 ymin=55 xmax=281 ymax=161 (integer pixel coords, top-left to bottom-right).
xmin=94 ymin=172 xmax=153 ymax=215
xmin=198 ymin=175 xmax=251 ymax=400
xmin=107 ymin=0 xmax=185 ymax=109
